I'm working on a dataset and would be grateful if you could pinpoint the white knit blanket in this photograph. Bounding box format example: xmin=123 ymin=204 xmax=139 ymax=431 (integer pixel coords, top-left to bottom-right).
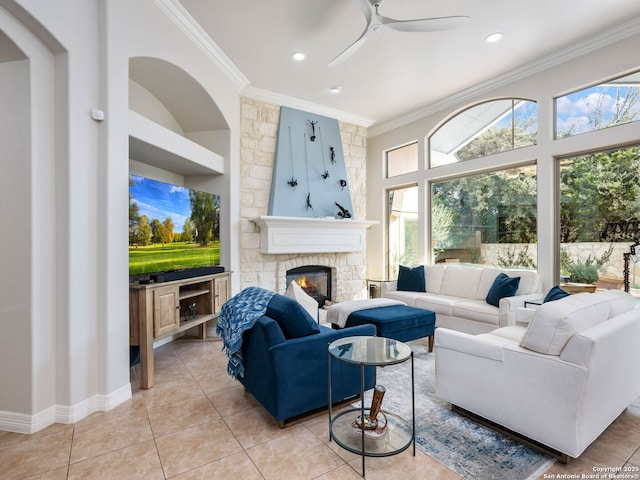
xmin=327 ymin=298 xmax=406 ymax=328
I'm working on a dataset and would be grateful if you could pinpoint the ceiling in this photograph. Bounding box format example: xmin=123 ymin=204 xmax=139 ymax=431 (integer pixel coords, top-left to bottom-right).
xmin=178 ymin=0 xmax=640 ymax=132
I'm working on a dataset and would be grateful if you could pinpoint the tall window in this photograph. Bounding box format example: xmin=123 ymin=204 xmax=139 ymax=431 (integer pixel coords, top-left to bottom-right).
xmin=555 ymin=70 xmax=640 ymax=139
xmin=387 ymin=185 xmax=418 ymax=278
xmin=431 ymin=166 xmax=537 ymax=267
xmin=559 ymin=146 xmax=640 ymax=284
xmin=386 ymin=142 xmax=418 ymax=178
xmin=430 ymin=99 xmax=537 ymax=167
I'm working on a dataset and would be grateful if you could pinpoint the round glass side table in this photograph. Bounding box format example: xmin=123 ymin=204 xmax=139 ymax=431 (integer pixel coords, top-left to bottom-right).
xmin=328 ymin=335 xmax=415 ymax=477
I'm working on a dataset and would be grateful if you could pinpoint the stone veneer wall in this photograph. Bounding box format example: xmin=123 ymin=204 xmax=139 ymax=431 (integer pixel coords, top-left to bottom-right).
xmin=239 ymin=97 xmax=369 ymax=302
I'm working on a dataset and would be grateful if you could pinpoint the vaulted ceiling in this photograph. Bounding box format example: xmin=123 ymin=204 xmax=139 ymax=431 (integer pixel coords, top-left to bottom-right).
xmin=176 ymin=0 xmax=640 ymax=132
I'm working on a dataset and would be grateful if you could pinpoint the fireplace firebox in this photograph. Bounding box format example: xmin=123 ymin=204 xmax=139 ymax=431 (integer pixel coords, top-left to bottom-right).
xmin=286 ymin=265 xmax=331 ymax=307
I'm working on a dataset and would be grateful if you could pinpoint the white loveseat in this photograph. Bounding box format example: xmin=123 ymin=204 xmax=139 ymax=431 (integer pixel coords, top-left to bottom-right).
xmin=435 ymin=290 xmax=640 ymax=460
xmin=381 ymin=264 xmax=542 ymax=334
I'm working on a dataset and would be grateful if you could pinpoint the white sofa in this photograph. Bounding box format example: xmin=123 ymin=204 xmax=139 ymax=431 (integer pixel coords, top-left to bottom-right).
xmin=435 ymin=290 xmax=640 ymax=460
xmin=382 ymin=264 xmax=542 ymax=334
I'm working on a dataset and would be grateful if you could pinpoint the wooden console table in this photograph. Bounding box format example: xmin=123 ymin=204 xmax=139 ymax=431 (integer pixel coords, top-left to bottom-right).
xmin=129 ymin=271 xmax=231 ymax=389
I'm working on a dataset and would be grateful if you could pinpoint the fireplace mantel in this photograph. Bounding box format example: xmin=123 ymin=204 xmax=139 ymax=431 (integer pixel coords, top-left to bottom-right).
xmin=251 ymin=216 xmax=378 ymax=254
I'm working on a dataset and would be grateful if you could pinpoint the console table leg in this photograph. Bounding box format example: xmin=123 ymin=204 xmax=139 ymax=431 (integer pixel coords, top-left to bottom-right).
xmin=139 ymin=289 xmax=154 ymax=389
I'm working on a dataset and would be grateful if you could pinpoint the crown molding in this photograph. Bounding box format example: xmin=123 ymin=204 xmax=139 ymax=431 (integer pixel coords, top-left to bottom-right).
xmin=154 ymin=0 xmax=249 ymax=91
xmin=242 ymin=85 xmax=375 ymax=127
xmin=367 ymin=17 xmax=640 ymax=139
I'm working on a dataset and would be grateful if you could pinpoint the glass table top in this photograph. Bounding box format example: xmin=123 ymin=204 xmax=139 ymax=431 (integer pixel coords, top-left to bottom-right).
xmin=328 ymin=336 xmax=412 ymax=366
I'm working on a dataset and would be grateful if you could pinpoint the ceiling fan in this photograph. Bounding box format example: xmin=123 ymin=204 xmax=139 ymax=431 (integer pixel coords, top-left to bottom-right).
xmin=329 ymin=0 xmax=470 ymax=67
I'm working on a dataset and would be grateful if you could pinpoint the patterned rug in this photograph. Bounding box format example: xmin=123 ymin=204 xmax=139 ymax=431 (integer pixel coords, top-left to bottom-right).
xmin=358 ymin=338 xmax=555 ymax=480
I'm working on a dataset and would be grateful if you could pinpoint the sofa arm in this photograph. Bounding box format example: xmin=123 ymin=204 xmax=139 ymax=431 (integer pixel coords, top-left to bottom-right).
xmin=435 ymin=328 xmax=505 ymax=361
xmin=381 ymin=281 xmax=397 ymax=295
xmin=499 ymin=293 xmax=544 ymax=326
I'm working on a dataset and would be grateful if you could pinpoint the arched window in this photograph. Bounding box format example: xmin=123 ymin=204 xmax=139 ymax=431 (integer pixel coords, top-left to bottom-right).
xmin=429 ymin=99 xmax=537 ymax=167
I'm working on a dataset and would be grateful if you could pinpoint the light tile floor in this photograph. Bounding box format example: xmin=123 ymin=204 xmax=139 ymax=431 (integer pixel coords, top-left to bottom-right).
xmin=1 ymin=337 xmax=639 ymax=480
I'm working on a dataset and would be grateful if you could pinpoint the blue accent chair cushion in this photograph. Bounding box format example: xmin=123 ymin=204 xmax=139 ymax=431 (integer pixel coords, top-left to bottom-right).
xmin=543 ymin=285 xmax=571 ymax=303
xmin=238 ymin=316 xmax=376 ymax=424
xmin=397 ymin=265 xmax=426 ymax=292
xmin=486 ymin=272 xmax=521 ymax=307
xmin=266 ymin=293 xmax=320 ymax=339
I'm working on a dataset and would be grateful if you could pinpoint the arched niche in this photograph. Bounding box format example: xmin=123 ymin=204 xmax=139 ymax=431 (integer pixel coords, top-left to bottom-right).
xmin=128 ymin=56 xmax=228 ymax=176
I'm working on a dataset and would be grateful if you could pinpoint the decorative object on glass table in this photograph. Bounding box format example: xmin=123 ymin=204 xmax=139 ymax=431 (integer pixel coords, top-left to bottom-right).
xmin=353 ymin=384 xmax=388 ymax=437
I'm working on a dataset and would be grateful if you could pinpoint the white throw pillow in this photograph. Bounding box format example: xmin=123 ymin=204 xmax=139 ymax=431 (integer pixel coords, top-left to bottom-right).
xmin=285 ymin=281 xmax=319 ymax=322
xmin=520 ymin=293 xmax=611 ymax=355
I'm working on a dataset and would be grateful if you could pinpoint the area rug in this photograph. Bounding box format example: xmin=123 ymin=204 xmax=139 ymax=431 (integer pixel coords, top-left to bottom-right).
xmin=356 ymin=339 xmax=555 ymax=480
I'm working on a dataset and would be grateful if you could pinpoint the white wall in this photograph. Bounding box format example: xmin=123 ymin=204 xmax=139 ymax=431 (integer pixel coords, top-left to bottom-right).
xmin=366 ymin=32 xmax=640 ymax=291
xmin=0 ymin=0 xmax=241 ymax=433
xmin=0 ymin=58 xmax=32 ymax=415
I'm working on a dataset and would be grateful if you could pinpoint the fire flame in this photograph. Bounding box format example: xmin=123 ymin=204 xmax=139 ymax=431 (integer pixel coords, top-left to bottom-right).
xmin=296 ymin=276 xmax=318 ymax=294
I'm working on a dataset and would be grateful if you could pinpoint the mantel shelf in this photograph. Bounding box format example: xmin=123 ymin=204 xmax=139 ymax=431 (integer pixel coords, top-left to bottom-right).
xmin=251 ymin=216 xmax=378 ymax=254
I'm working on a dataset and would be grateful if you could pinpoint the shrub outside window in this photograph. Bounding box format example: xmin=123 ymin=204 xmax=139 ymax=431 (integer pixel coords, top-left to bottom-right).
xmin=431 ymin=165 xmax=537 ymax=267
xmin=559 ymin=146 xmax=640 ymax=285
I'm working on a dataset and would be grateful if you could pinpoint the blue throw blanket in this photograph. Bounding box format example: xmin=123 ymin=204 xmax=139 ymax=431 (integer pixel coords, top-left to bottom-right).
xmin=216 ymin=286 xmax=276 ymax=378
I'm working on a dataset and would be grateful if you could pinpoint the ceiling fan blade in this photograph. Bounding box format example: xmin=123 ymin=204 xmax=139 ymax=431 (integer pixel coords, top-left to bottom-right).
xmin=384 ymin=15 xmax=470 ymax=33
xmin=328 ymin=29 xmax=371 ymax=67
xmin=351 ymin=0 xmax=373 ymax=25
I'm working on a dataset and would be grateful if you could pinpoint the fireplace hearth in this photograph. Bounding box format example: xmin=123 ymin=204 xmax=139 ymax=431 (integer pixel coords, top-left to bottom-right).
xmin=286 ymin=265 xmax=332 ymax=307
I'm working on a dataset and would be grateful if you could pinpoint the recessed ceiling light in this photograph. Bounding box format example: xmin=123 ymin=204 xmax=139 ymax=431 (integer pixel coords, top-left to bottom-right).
xmin=291 ymin=52 xmax=306 ymax=61
xmin=329 ymin=85 xmax=342 ymax=94
xmin=485 ymin=32 xmax=504 ymax=44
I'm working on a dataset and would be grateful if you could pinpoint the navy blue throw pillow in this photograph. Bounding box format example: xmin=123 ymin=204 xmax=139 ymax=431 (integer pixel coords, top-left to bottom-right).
xmin=266 ymin=294 xmax=320 ymax=339
xmin=485 ymin=273 xmax=521 ymax=307
xmin=543 ymin=285 xmax=570 ymax=303
xmin=397 ymin=265 xmax=426 ymax=292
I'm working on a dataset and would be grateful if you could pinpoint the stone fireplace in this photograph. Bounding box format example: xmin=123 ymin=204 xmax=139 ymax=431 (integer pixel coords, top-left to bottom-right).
xmin=238 ymin=97 xmax=370 ymax=303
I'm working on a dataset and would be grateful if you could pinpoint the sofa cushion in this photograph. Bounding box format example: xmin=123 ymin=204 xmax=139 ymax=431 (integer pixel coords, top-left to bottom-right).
xmin=414 ymin=294 xmax=458 ymax=316
xmin=453 ymin=300 xmax=500 ymax=325
xmin=440 ymin=266 xmax=482 ymax=298
xmin=596 ymin=289 xmax=637 ymax=317
xmin=520 ymin=293 xmax=611 ymax=355
xmin=485 ymin=273 xmax=521 ymax=307
xmin=383 ymin=290 xmax=422 ymax=307
xmin=266 ymin=294 xmax=320 ymax=339
xmin=424 ymin=264 xmax=447 ymax=294
xmin=487 ymin=325 xmax=528 ymax=344
xmin=504 ymin=268 xmax=540 ymax=295
xmin=284 ymin=280 xmax=318 ymax=321
xmin=397 ymin=265 xmax=426 ymax=292
xmin=543 ymin=285 xmax=570 ymax=303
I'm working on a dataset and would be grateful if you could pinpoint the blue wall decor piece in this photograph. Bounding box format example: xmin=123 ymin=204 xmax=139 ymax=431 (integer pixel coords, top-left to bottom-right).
xmin=268 ymin=106 xmax=354 ymax=218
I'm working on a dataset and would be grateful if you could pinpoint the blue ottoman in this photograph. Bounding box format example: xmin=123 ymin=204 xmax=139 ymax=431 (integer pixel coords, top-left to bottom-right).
xmin=335 ymin=305 xmax=436 ymax=352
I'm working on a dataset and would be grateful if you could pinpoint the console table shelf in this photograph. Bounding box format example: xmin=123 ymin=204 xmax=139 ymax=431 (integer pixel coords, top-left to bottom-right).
xmin=129 ymin=271 xmax=230 ymax=389
xmin=179 ymin=289 xmax=211 ymax=301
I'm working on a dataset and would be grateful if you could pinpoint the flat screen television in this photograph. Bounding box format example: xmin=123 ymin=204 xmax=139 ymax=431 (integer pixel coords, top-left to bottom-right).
xmin=129 ymin=174 xmax=221 ymax=281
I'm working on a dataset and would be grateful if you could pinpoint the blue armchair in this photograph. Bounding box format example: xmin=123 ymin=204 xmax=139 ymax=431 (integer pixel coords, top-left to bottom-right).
xmin=239 ymin=314 xmax=376 ymax=426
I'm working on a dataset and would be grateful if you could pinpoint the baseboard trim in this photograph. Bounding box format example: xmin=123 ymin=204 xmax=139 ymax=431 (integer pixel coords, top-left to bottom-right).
xmin=451 ymin=404 xmax=570 ymax=464
xmin=0 ymin=383 xmax=132 ymax=434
